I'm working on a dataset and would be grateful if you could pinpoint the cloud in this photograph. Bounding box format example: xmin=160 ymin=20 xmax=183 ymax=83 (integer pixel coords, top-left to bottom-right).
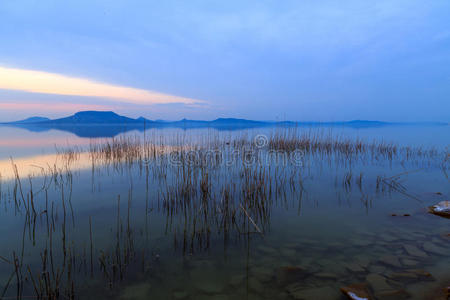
xmin=0 ymin=102 xmax=114 ymax=112
xmin=0 ymin=66 xmax=204 ymax=105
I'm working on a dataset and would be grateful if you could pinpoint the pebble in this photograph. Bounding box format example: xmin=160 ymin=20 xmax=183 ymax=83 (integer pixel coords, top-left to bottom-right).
xmin=314 ymin=272 xmax=338 ymax=280
xmin=276 ymin=266 xmax=309 ymax=286
xmin=400 ymin=258 xmax=419 ymax=267
xmin=366 ymin=274 xmax=392 ymax=292
xmin=340 ymin=283 xmax=372 ymax=300
xmin=423 ymin=242 xmax=448 ymax=256
xmin=428 ymin=201 xmax=450 ymax=218
xmin=345 ymin=262 xmax=366 ymax=274
xmin=387 ymin=272 xmax=418 ymax=283
xmin=403 ymin=245 xmax=428 ymax=259
xmin=378 ymin=255 xmax=402 ymax=268
xmin=289 ymin=286 xmax=340 ymax=300
xmin=375 ymin=289 xmax=410 ymax=300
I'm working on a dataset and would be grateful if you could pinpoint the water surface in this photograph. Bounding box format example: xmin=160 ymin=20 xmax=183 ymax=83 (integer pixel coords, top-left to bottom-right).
xmin=0 ymin=124 xmax=448 ymax=299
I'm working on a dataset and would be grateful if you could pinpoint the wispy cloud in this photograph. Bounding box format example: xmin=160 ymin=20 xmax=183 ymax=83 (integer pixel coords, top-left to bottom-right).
xmin=0 ymin=102 xmax=113 ymax=112
xmin=0 ymin=66 xmax=204 ymax=105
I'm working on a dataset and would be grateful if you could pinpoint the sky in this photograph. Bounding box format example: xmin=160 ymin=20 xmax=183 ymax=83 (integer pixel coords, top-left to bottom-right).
xmin=0 ymin=0 xmax=449 ymax=122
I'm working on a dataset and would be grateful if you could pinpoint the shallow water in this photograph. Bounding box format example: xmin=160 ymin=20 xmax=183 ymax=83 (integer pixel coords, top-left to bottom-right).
xmin=0 ymin=125 xmax=449 ymax=299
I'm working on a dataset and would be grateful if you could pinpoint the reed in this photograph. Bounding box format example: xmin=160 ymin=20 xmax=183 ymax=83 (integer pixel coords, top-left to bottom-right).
xmin=0 ymin=129 xmax=447 ymax=299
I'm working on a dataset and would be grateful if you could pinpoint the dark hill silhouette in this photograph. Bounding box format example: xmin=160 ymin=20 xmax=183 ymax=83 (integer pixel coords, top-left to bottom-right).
xmin=45 ymin=111 xmax=140 ymax=124
xmin=8 ymin=116 xmax=51 ymax=124
xmin=1 ymin=110 xmax=445 ymax=138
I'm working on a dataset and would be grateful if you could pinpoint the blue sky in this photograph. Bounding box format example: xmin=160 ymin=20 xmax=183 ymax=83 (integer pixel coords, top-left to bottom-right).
xmin=0 ymin=0 xmax=449 ymax=122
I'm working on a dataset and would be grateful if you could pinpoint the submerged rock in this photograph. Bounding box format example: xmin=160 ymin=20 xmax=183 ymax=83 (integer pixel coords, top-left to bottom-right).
xmin=314 ymin=272 xmax=338 ymax=280
xmin=380 ymin=233 xmax=398 ymax=242
xmin=400 ymin=258 xmax=419 ymax=267
xmin=428 ymin=201 xmax=450 ymax=218
xmin=423 ymin=242 xmax=448 ymax=255
xmin=375 ymin=289 xmax=410 ymax=300
xmin=444 ymin=285 xmax=450 ymax=298
xmin=378 ymin=255 xmax=402 ymax=268
xmin=387 ymin=272 xmax=419 ymax=283
xmin=344 ymin=262 xmax=366 ymax=274
xmin=352 ymin=239 xmax=372 ymax=247
xmin=276 ymin=266 xmax=309 ymax=286
xmin=429 ymin=284 xmax=449 ymax=300
xmin=404 ymin=269 xmax=434 ymax=280
xmin=403 ymin=245 xmax=428 ymax=258
xmin=340 ymin=283 xmax=372 ymax=300
xmin=368 ymin=265 xmax=387 ymax=274
xmin=119 ymin=283 xmax=152 ymax=300
xmin=366 ymin=274 xmax=392 ymax=293
xmin=289 ymin=286 xmax=340 ymax=300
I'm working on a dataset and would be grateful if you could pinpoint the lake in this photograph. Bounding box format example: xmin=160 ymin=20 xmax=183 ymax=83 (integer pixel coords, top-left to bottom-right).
xmin=0 ymin=124 xmax=449 ymax=299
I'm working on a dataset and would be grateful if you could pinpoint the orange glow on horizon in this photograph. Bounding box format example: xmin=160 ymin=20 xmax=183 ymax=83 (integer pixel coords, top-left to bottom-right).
xmin=0 ymin=66 xmax=203 ymax=105
xmin=0 ymin=153 xmax=93 ymax=180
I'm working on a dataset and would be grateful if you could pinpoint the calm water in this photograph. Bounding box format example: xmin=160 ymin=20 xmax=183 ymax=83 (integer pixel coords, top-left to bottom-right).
xmin=0 ymin=124 xmax=449 ymax=299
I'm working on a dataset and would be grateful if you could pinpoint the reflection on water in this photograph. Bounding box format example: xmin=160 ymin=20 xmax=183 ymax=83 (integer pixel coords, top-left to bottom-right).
xmin=0 ymin=153 xmax=92 ymax=180
xmin=0 ymin=127 xmax=448 ymax=299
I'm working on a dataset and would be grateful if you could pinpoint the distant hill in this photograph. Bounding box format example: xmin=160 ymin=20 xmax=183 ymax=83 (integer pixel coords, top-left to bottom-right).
xmin=7 ymin=116 xmax=51 ymax=124
xmin=45 ymin=111 xmax=141 ymax=124
xmin=1 ymin=110 xmax=446 ymax=138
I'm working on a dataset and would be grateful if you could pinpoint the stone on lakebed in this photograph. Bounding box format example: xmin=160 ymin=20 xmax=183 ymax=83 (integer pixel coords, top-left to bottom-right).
xmin=428 ymin=201 xmax=450 ymax=219
xmin=276 ymin=266 xmax=309 ymax=286
xmin=340 ymin=283 xmax=372 ymax=300
xmin=289 ymin=286 xmax=340 ymax=300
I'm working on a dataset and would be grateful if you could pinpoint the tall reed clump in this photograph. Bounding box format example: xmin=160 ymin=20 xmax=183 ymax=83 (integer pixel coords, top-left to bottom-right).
xmin=0 ymin=128 xmax=447 ymax=299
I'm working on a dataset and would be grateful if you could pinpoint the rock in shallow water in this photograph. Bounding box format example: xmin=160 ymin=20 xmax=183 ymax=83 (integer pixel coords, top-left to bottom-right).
xmin=375 ymin=289 xmax=410 ymax=300
xmin=428 ymin=284 xmax=449 ymax=300
xmin=314 ymin=272 xmax=338 ymax=280
xmin=289 ymin=286 xmax=340 ymax=300
xmin=276 ymin=266 xmax=309 ymax=286
xmin=366 ymin=274 xmax=392 ymax=292
xmin=340 ymin=283 xmax=372 ymax=300
xmin=404 ymin=269 xmax=434 ymax=280
xmin=423 ymin=242 xmax=448 ymax=256
xmin=344 ymin=262 xmax=366 ymax=274
xmin=378 ymin=255 xmax=402 ymax=268
xmin=400 ymin=258 xmax=419 ymax=267
xmin=428 ymin=201 xmax=450 ymax=218
xmin=387 ymin=272 xmax=419 ymax=283
xmin=403 ymin=245 xmax=428 ymax=259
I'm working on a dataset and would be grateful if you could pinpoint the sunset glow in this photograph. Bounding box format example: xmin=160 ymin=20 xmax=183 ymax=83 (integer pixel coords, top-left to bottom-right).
xmin=0 ymin=66 xmax=203 ymax=106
